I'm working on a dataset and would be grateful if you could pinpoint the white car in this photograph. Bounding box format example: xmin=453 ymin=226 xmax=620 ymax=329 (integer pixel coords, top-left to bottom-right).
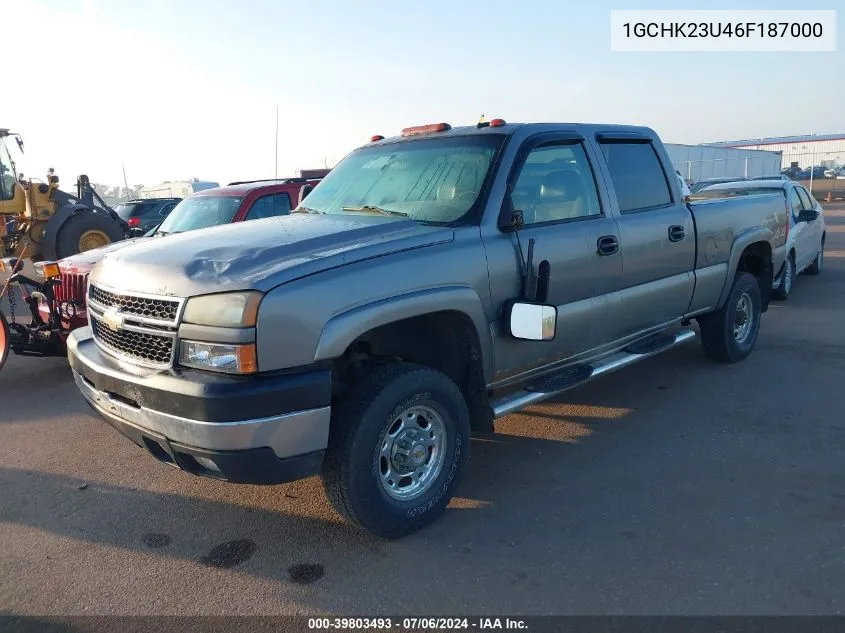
xmin=692 ymin=180 xmax=826 ymax=300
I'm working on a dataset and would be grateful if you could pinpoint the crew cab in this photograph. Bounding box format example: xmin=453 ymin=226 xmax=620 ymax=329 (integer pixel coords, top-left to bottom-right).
xmin=41 ymin=178 xmax=321 ymax=332
xmin=67 ymin=121 xmax=787 ymax=538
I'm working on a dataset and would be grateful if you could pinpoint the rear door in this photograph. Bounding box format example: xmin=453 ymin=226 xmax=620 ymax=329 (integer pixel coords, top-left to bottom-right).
xmin=594 ymin=134 xmax=696 ymax=342
xmin=795 ymin=185 xmax=823 ymax=269
xmin=785 ymin=185 xmax=807 ymax=269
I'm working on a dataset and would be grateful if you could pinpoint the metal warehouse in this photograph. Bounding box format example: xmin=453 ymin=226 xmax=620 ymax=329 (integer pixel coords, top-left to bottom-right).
xmin=706 ymin=134 xmax=845 ymax=170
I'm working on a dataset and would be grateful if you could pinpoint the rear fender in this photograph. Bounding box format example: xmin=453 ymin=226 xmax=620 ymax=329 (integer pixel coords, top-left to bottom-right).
xmin=716 ymin=227 xmax=774 ymax=310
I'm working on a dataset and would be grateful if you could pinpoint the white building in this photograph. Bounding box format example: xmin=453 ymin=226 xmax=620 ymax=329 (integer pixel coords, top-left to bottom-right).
xmin=139 ymin=178 xmax=220 ymax=199
xmin=706 ymin=134 xmax=845 ymax=170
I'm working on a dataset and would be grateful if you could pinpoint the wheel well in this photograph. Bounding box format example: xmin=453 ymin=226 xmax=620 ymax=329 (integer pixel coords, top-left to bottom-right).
xmin=737 ymin=241 xmax=773 ymax=311
xmin=332 ymin=311 xmax=493 ymax=433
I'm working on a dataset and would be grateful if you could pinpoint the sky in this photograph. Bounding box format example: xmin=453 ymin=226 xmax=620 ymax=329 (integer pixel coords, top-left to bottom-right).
xmin=3 ymin=0 xmax=843 ymax=189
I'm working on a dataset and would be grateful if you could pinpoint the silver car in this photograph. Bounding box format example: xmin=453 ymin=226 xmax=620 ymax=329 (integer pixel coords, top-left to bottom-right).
xmin=693 ymin=180 xmax=826 ymax=300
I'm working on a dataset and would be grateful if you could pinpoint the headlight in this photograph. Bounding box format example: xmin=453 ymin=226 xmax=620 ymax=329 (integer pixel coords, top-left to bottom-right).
xmin=34 ymin=261 xmax=61 ymax=279
xmin=182 ymin=291 xmax=262 ymax=328
xmin=179 ymin=340 xmax=257 ymax=374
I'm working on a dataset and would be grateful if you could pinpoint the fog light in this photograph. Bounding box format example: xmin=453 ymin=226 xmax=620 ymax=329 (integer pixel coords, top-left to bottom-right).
xmin=194 ymin=456 xmax=221 ymax=473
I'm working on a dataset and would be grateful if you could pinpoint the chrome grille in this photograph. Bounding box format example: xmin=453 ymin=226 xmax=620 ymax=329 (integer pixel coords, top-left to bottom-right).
xmin=91 ymin=317 xmax=174 ymax=365
xmin=89 ymin=284 xmax=180 ymax=322
xmin=87 ymin=282 xmax=183 ymax=367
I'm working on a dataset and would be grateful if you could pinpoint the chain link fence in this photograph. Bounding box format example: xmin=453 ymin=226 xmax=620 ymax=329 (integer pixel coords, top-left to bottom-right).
xmin=673 ymin=149 xmax=845 ymax=201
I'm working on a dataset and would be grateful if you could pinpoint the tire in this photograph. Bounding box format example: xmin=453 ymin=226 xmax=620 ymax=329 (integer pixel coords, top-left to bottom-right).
xmin=697 ymin=272 xmax=762 ymax=364
xmin=805 ymin=239 xmax=824 ymax=275
xmin=772 ymin=253 xmax=794 ymax=301
xmin=321 ymin=362 xmax=470 ymax=538
xmin=0 ymin=310 xmax=9 ymax=372
xmin=55 ymin=212 xmax=126 ymax=259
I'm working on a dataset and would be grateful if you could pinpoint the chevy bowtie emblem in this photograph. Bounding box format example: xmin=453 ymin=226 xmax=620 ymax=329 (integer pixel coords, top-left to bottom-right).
xmin=102 ymin=307 xmax=124 ymax=330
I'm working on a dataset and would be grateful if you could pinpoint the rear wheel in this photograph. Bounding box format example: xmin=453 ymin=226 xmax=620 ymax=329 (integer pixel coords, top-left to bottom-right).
xmin=805 ymin=239 xmax=824 ymax=275
xmin=698 ymin=272 xmax=761 ymax=364
xmin=772 ymin=254 xmax=794 ymax=301
xmin=55 ymin=212 xmax=125 ymax=259
xmin=0 ymin=310 xmax=10 ymax=372
xmin=322 ymin=362 xmax=470 ymax=538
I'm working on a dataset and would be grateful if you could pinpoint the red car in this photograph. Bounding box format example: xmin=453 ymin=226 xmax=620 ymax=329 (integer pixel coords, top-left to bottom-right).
xmin=26 ymin=178 xmax=320 ymax=349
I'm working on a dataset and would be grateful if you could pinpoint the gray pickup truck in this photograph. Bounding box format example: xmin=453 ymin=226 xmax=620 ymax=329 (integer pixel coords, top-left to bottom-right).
xmin=67 ymin=121 xmax=787 ymax=538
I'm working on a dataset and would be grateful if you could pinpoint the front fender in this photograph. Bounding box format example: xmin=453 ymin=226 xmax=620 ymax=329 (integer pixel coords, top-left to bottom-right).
xmin=314 ymin=286 xmax=494 ymax=383
xmin=715 ymin=226 xmax=775 ymax=309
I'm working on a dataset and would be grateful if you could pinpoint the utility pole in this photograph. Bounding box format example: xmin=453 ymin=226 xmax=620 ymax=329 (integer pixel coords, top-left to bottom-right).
xmin=274 ymin=105 xmax=279 ymax=179
xmin=122 ymin=165 xmax=130 ymax=200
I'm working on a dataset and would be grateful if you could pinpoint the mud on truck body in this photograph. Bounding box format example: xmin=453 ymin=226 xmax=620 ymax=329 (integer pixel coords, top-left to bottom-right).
xmin=67 ymin=120 xmax=787 ymax=537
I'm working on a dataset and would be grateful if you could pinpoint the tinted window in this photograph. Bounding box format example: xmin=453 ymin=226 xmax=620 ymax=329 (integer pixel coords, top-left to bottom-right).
xmin=511 ymin=142 xmax=602 ymax=224
xmin=600 ymin=142 xmax=672 ymax=212
xmin=246 ymin=193 xmax=291 ymax=220
xmin=796 ymin=186 xmax=814 ymax=210
xmin=115 ymin=201 xmax=161 ymax=219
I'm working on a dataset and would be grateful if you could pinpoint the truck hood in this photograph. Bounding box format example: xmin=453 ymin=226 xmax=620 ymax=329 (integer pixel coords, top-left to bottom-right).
xmin=59 ymin=237 xmax=151 ymax=272
xmin=90 ymin=214 xmax=454 ymax=297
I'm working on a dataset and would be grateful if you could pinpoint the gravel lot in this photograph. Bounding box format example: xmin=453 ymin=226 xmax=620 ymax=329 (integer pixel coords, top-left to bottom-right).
xmin=2 ymin=204 xmax=844 ymax=616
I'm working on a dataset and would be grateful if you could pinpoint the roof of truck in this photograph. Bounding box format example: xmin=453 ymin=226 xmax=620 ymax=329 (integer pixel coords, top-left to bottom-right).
xmin=366 ymin=121 xmax=657 ymax=146
xmin=193 ymin=179 xmax=322 ymax=197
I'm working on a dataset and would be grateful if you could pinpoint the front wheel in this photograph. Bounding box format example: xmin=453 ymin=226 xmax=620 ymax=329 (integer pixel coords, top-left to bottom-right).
xmin=697 ymin=272 xmax=762 ymax=364
xmin=772 ymin=254 xmax=794 ymax=301
xmin=0 ymin=310 xmax=10 ymax=372
xmin=321 ymin=363 xmax=470 ymax=538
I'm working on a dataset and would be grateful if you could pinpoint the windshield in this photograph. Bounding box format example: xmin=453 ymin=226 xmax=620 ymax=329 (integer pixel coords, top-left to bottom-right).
xmin=0 ymin=139 xmax=17 ymax=201
xmin=156 ymin=195 xmax=243 ymax=234
xmin=297 ymin=135 xmax=503 ymax=224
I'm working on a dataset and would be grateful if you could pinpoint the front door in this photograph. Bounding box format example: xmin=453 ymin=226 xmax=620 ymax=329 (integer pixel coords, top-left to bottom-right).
xmin=482 ymin=135 xmax=622 ymax=381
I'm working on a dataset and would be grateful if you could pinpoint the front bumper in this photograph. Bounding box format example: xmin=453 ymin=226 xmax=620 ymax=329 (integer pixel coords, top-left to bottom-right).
xmin=68 ymin=327 xmax=332 ymax=484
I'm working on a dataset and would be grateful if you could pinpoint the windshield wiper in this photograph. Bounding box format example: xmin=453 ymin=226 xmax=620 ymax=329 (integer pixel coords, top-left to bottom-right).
xmin=342 ymin=205 xmax=409 ymax=218
xmin=292 ymin=206 xmax=324 ymax=214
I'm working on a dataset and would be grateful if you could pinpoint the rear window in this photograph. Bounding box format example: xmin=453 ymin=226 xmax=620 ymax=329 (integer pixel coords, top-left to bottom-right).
xmin=599 ymin=141 xmax=672 ymax=212
xmin=114 ymin=202 xmax=161 ymax=219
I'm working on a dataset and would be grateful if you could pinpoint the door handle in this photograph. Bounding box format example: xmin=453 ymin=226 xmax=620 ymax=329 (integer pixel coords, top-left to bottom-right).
xmin=597 ymin=235 xmax=619 ymax=256
xmin=668 ymin=225 xmax=685 ymax=242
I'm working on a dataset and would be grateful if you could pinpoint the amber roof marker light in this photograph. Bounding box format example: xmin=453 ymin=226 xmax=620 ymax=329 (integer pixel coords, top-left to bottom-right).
xmin=401 ymin=123 xmax=452 ymax=137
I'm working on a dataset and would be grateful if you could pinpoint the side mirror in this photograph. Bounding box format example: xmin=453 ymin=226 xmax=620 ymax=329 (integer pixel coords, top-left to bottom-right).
xmin=129 ymin=227 xmax=146 ymax=237
xmin=798 ymin=209 xmax=819 ymax=222
xmin=507 ymin=301 xmax=557 ymax=341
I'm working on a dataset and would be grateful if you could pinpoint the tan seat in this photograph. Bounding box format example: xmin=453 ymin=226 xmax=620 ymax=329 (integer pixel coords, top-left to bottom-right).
xmin=533 ymin=170 xmax=588 ymax=222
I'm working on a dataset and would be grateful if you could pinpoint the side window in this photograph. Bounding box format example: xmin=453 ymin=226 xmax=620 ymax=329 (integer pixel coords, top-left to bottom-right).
xmin=0 ymin=141 xmax=17 ymax=201
xmin=599 ymin=141 xmax=672 ymax=212
xmin=510 ymin=142 xmax=602 ymax=225
xmin=246 ymin=193 xmax=292 ymax=220
xmin=796 ymin=186 xmax=814 ymax=210
xmin=159 ymin=203 xmax=176 ymax=217
xmin=787 ymin=187 xmax=803 ymax=219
